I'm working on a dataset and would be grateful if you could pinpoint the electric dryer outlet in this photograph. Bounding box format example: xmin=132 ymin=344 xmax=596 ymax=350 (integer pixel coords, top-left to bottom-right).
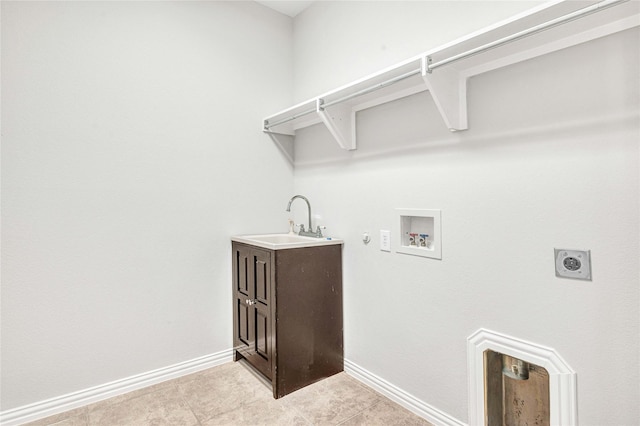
xmin=554 ymin=249 xmax=591 ymax=281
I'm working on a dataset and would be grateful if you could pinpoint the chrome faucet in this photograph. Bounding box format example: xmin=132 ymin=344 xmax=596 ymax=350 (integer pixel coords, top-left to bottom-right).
xmin=286 ymin=195 xmax=324 ymax=238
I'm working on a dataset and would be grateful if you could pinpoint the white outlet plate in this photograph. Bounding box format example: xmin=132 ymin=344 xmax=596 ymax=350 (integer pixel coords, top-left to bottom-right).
xmin=554 ymin=249 xmax=591 ymax=280
xmin=380 ymin=230 xmax=391 ymax=252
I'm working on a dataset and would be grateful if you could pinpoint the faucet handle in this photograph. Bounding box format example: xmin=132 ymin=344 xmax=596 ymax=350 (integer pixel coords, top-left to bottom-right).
xmin=297 ymin=224 xmax=306 ymax=233
xmin=316 ymin=225 xmax=326 ymax=237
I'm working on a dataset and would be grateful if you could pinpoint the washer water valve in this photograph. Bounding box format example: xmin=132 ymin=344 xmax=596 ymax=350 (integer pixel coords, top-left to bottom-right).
xmin=419 ymin=234 xmax=429 ymax=248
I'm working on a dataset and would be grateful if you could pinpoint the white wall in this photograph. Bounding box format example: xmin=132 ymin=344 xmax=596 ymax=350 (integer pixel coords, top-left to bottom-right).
xmin=292 ymin=0 xmax=544 ymax=102
xmin=292 ymin=3 xmax=639 ymax=426
xmin=1 ymin=1 xmax=294 ymax=410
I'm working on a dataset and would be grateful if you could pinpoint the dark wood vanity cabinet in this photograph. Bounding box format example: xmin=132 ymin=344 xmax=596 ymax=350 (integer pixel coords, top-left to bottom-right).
xmin=232 ymin=241 xmax=343 ymax=398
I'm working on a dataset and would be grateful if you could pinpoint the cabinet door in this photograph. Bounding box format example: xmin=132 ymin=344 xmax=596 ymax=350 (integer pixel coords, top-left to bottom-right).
xmin=233 ymin=244 xmax=252 ymax=355
xmin=232 ymin=244 xmax=273 ymax=379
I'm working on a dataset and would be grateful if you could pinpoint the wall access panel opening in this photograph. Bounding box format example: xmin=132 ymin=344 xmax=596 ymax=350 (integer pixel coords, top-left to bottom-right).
xmin=395 ymin=209 xmax=441 ymax=259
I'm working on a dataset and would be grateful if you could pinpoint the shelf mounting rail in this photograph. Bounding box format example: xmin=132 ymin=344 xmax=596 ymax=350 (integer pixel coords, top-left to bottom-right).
xmin=264 ymin=0 xmax=628 ymax=132
xmin=426 ymin=0 xmax=629 ymax=72
xmin=263 ymin=67 xmax=422 ymax=130
xmin=263 ymin=0 xmax=633 ymax=149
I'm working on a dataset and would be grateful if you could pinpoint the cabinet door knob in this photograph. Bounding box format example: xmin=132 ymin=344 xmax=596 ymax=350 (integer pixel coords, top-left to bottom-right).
xmin=246 ymin=299 xmax=256 ymax=306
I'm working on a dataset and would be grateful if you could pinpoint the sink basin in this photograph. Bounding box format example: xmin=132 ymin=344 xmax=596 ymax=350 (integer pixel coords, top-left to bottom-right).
xmin=232 ymin=233 xmax=343 ymax=250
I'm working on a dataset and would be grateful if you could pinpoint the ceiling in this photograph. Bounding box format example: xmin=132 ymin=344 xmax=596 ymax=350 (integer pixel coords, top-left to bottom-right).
xmin=255 ymin=1 xmax=315 ymax=17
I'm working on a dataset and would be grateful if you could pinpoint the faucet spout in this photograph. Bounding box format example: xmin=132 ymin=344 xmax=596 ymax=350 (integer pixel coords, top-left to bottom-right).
xmin=286 ymin=195 xmax=312 ymax=234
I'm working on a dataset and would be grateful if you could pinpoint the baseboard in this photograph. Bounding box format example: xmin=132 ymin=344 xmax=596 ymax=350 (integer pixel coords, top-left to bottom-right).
xmin=344 ymin=358 xmax=466 ymax=426
xmin=3 ymin=353 xmax=462 ymax=426
xmin=0 ymin=349 xmax=234 ymax=426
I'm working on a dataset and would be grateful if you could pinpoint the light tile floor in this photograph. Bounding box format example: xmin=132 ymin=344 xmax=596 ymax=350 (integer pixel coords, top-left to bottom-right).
xmin=26 ymin=361 xmax=434 ymax=426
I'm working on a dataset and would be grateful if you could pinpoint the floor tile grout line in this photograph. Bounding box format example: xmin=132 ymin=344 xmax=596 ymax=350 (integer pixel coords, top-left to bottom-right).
xmin=177 ymin=391 xmax=204 ymax=426
xmin=287 ymin=400 xmax=315 ymax=426
xmin=333 ymin=396 xmax=385 ymax=425
xmin=176 ymin=381 xmax=235 ymax=425
xmin=343 ymin=398 xmax=385 ymax=424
